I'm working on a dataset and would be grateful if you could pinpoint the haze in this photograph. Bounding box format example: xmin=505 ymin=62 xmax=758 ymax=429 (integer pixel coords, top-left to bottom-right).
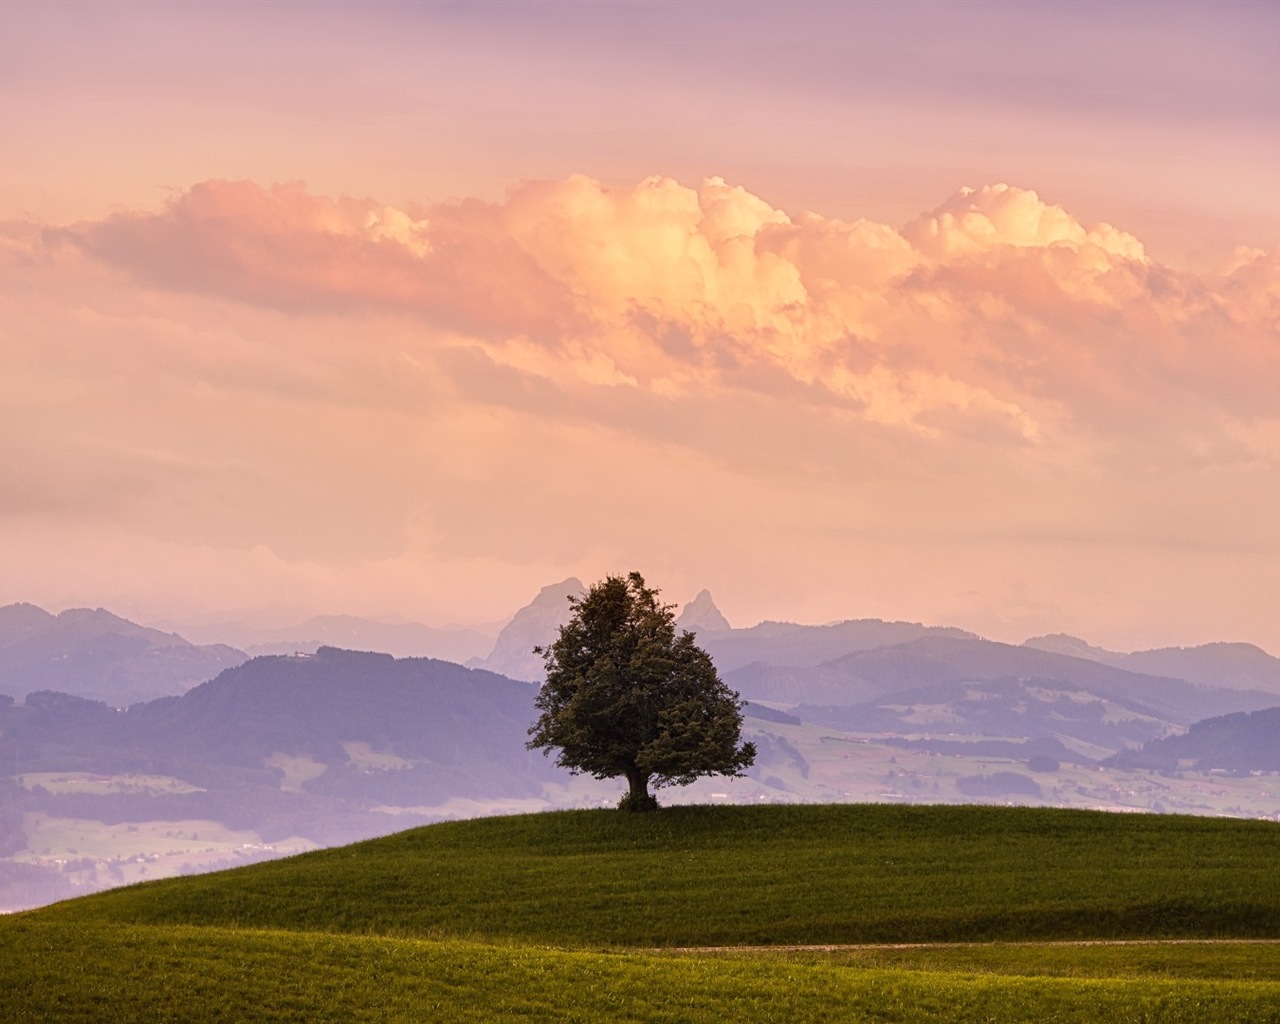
xmin=3 ymin=0 xmax=1279 ymax=652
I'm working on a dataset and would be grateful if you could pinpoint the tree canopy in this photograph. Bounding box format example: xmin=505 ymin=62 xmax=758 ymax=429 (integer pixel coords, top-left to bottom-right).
xmin=527 ymin=572 xmax=755 ymax=810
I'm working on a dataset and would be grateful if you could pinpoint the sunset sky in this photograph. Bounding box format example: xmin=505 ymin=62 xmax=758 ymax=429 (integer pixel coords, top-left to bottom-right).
xmin=4 ymin=1 xmax=1280 ymax=651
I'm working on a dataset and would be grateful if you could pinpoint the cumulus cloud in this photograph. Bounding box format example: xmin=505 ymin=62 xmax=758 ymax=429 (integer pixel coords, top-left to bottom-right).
xmin=1222 ymin=245 xmax=1280 ymax=327
xmin=13 ymin=175 xmax=1280 ymax=513
xmin=902 ymin=183 xmax=1146 ymax=262
xmin=53 ymin=173 xmax=1280 ymax=458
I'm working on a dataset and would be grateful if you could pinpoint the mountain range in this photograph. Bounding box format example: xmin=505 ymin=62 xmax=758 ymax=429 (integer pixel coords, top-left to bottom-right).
xmin=725 ymin=634 xmax=1278 ymax=727
xmin=18 ymin=584 xmax=1280 ymax=712
xmin=170 ymin=614 xmax=496 ymax=663
xmin=0 ymin=604 xmax=245 ymax=707
xmin=1024 ymin=634 xmax=1280 ymax=695
xmin=9 ymin=590 xmax=1280 ymax=755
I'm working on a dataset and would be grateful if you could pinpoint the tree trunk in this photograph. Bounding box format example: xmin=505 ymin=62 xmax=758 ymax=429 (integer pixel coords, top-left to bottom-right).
xmin=620 ymin=767 xmax=657 ymax=811
xmin=627 ymin=769 xmax=650 ymax=802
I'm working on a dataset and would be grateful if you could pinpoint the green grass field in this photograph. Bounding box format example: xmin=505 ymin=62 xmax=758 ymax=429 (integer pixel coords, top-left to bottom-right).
xmin=6 ymin=804 xmax=1280 ymax=1022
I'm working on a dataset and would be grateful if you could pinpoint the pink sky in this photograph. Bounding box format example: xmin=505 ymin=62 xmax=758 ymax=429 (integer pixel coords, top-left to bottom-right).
xmin=3 ymin=1 xmax=1280 ymax=651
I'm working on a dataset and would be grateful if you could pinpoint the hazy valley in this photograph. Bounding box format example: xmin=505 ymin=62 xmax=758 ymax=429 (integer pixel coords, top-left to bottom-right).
xmin=5 ymin=584 xmax=1280 ymax=914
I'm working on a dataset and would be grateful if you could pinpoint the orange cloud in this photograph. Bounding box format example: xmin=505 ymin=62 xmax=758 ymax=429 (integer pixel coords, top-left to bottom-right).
xmin=68 ymin=180 xmax=579 ymax=340
xmin=58 ymin=174 xmax=1280 ymax=456
xmin=903 ymin=183 xmax=1146 ymax=262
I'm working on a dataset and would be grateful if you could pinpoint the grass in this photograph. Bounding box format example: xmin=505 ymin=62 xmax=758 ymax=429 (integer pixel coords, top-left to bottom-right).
xmin=6 ymin=920 xmax=1280 ymax=1024
xmin=8 ymin=803 xmax=1280 ymax=1022
xmin=38 ymin=803 xmax=1280 ymax=946
xmin=706 ymin=941 xmax=1280 ymax=981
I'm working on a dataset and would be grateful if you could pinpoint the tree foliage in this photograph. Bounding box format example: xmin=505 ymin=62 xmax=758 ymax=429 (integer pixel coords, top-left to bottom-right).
xmin=527 ymin=572 xmax=755 ymax=810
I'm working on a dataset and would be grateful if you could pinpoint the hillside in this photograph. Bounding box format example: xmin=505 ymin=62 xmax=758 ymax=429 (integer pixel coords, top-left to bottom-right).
xmin=728 ymin=635 xmax=1277 ymax=732
xmin=1024 ymin=635 xmax=1280 ymax=696
xmin=8 ymin=804 xmax=1280 ymax=1023
xmin=794 ymin=676 xmax=1182 ymax=753
xmin=0 ymin=648 xmax=561 ymax=852
xmin=3 ymin=647 xmax=555 ymax=793
xmin=695 ymin=618 xmax=978 ymax=673
xmin=9 ymin=631 xmax=1280 ymax=915
xmin=1109 ymin=705 xmax=1280 ymax=773
xmin=0 ymin=603 xmax=245 ymax=707
xmin=36 ymin=804 xmax=1280 ymax=947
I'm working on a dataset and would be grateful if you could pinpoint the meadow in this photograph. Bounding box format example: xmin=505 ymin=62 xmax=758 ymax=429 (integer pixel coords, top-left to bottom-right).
xmin=6 ymin=804 xmax=1280 ymax=1022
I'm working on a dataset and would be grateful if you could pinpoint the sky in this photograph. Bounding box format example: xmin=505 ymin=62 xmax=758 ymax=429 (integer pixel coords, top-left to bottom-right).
xmin=3 ymin=0 xmax=1280 ymax=652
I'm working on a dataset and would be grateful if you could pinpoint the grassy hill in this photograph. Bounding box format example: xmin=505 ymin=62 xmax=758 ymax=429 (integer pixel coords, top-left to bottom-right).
xmin=6 ymin=804 xmax=1280 ymax=1022
xmin=34 ymin=803 xmax=1280 ymax=945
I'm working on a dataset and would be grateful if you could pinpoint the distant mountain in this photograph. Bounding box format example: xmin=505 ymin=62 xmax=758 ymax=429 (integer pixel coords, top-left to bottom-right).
xmin=467 ymin=584 xmax=955 ymax=683
xmin=1022 ymin=633 xmax=1121 ymax=662
xmin=699 ymin=619 xmax=978 ymax=674
xmin=1107 ymin=705 xmax=1280 ymax=773
xmin=173 ymin=614 xmax=495 ymax=663
xmin=129 ymin=648 xmax=548 ymax=784
xmin=676 ymin=590 xmax=731 ymax=634
xmin=1119 ymin=644 xmax=1280 ymax=696
xmin=467 ymin=582 xmax=975 ymax=682
xmin=470 ymin=578 xmax=584 ymax=682
xmin=0 ymin=604 xmax=246 ymax=707
xmin=1023 ymin=635 xmax=1280 ymax=696
xmin=727 ymin=636 xmax=1278 ymax=740
xmin=796 ymin=675 xmax=1183 ymax=755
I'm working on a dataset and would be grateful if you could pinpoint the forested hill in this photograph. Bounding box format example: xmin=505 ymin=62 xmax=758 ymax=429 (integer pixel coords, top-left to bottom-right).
xmin=124 ymin=647 xmax=542 ymax=771
xmin=1108 ymin=705 xmax=1280 ymax=773
xmin=0 ymin=648 xmax=558 ymax=846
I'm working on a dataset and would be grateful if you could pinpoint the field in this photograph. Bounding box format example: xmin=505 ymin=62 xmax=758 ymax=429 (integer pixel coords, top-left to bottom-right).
xmin=6 ymin=804 xmax=1280 ymax=1022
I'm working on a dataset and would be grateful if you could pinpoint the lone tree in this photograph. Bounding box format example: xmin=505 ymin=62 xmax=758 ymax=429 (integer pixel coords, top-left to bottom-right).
xmin=527 ymin=572 xmax=756 ymax=811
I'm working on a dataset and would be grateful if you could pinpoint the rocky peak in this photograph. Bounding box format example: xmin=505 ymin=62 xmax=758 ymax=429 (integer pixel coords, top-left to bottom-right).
xmin=473 ymin=578 xmax=586 ymax=682
xmin=676 ymin=589 xmax=731 ymax=634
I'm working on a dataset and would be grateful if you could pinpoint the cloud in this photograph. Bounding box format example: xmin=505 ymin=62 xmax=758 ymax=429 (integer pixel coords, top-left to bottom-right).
xmin=12 ymin=175 xmax=1280 ymax=483
xmin=1222 ymin=245 xmax=1280 ymax=326
xmin=6 ymin=174 xmax=1280 ymax=647
xmin=67 ymin=179 xmax=579 ymax=339
xmin=902 ymin=182 xmax=1146 ymax=263
xmin=15 ymin=173 xmax=1273 ymax=467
